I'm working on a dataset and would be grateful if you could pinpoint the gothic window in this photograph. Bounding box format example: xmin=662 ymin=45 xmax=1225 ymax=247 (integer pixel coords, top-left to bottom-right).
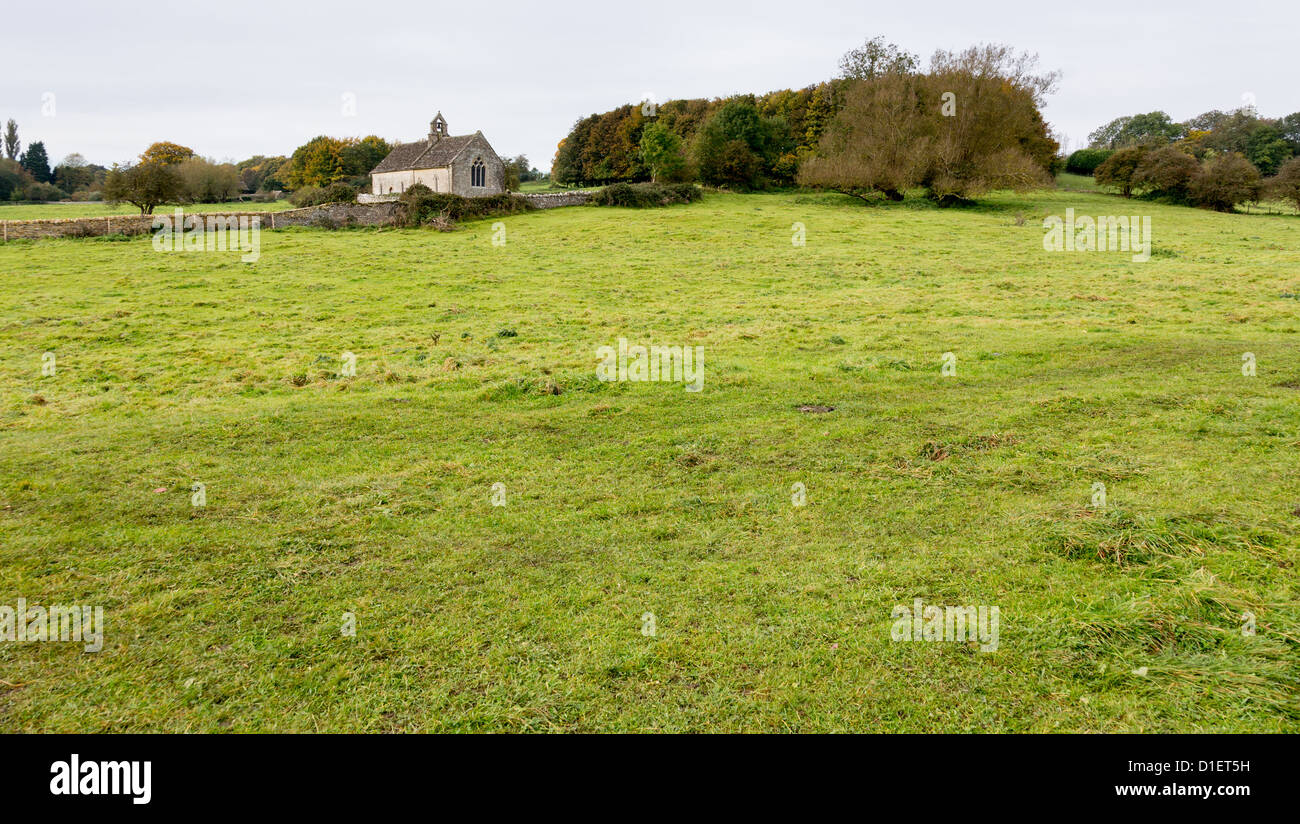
xmin=471 ymin=157 xmax=485 ymax=187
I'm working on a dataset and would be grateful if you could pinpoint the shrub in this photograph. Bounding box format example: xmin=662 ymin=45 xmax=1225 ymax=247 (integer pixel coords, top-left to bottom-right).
xmin=289 ymin=182 xmax=356 ymax=207
xmin=289 ymin=185 xmax=324 ymax=207
xmin=1190 ymin=154 xmax=1263 ymax=212
xmin=589 ymin=182 xmax=702 ymax=207
xmin=394 ymin=183 xmax=534 ymax=227
xmin=1131 ymin=146 xmax=1200 ymax=201
xmin=1064 ymin=148 xmax=1114 ymax=175
xmin=1093 ymin=147 xmax=1147 ymax=197
xmin=1267 ymin=156 xmax=1300 ymax=211
xmin=21 ymin=181 xmax=68 ymax=202
xmin=321 ymin=182 xmax=356 ymax=204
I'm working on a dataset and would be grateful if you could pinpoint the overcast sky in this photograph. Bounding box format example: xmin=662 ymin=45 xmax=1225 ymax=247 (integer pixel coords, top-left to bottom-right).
xmin=4 ymin=0 xmax=1295 ymax=172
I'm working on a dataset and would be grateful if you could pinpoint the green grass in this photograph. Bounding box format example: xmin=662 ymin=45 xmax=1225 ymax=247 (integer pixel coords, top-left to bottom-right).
xmin=1 ymin=189 xmax=1297 ymax=732
xmin=0 ymin=199 xmax=294 ymax=221
xmin=1056 ymin=172 xmax=1101 ymax=192
xmin=518 ymin=180 xmax=581 ymax=193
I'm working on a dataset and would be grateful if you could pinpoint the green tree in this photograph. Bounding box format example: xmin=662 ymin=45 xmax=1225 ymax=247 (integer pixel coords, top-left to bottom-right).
xmin=1278 ymin=113 xmax=1300 ymax=153
xmin=1183 ymin=110 xmax=1228 ymax=133
xmin=639 ymin=122 xmax=686 ymax=182
xmin=1267 ymin=156 xmax=1300 ymax=211
xmin=53 ymin=153 xmax=96 ymax=193
xmin=1094 ymin=147 xmax=1147 ymax=197
xmin=1244 ymin=124 xmax=1291 ymax=176
xmin=340 ymin=135 xmax=391 ymax=177
xmin=237 ymin=155 xmax=288 ymax=193
xmin=20 ymin=141 xmax=52 ymax=182
xmin=1131 ymin=146 xmax=1199 ymax=200
xmin=3 ymin=120 xmax=18 ymax=161
xmin=838 ymin=36 xmax=918 ymax=80
xmin=102 ymin=161 xmax=183 ymax=214
xmin=0 ymin=158 xmax=23 ymax=200
xmin=1190 ymin=154 xmax=1262 ymax=211
xmin=1088 ymin=111 xmax=1181 ymax=149
xmin=692 ymin=99 xmax=792 ymax=188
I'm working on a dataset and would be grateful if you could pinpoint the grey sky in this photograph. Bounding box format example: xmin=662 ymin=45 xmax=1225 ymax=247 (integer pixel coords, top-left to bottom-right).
xmin=4 ymin=0 xmax=1295 ymax=172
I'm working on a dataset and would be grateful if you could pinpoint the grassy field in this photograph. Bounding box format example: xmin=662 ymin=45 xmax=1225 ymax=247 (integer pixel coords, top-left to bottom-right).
xmin=1055 ymin=172 xmax=1102 ymax=192
xmin=518 ymin=180 xmax=581 ymax=193
xmin=0 ymin=200 xmax=295 ymax=221
xmin=1 ymin=188 xmax=1297 ymax=732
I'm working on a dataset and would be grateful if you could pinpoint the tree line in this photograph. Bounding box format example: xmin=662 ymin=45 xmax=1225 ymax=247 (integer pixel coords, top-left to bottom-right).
xmin=1067 ymin=108 xmax=1300 ymax=211
xmin=1 ymin=116 xmax=542 ymax=212
xmin=0 ymin=119 xmax=108 ymax=203
xmin=552 ymin=38 xmax=1061 ymax=204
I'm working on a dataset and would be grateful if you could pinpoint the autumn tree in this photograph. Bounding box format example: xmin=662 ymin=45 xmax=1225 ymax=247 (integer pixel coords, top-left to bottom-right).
xmin=797 ymin=72 xmax=931 ymax=201
xmin=283 ymin=136 xmax=347 ymax=188
xmin=800 ymin=44 xmax=1057 ymax=204
xmin=140 ymin=141 xmax=195 ymax=165
xmin=176 ymin=158 xmax=241 ymax=202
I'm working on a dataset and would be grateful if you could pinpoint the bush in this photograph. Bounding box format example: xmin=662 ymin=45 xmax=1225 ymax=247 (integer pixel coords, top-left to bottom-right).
xmin=1065 ymin=148 xmax=1114 ymax=175
xmin=22 ymin=181 xmax=68 ymax=202
xmin=589 ymin=182 xmax=702 ymax=207
xmin=1267 ymin=156 xmax=1300 ymax=211
xmin=1132 ymin=146 xmax=1200 ymax=201
xmin=1190 ymin=154 xmax=1263 ymax=212
xmin=1093 ymin=147 xmax=1147 ymax=197
xmin=289 ymin=182 xmax=356 ymax=207
xmin=288 ymin=185 xmax=323 ymax=207
xmin=395 ymin=183 xmax=534 ymax=227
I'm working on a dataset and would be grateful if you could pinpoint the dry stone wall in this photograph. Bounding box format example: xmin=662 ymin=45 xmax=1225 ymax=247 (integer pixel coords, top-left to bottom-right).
xmin=0 ymin=192 xmax=594 ymax=241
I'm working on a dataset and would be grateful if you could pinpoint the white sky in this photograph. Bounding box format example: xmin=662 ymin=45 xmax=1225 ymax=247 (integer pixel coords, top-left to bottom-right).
xmin=4 ymin=0 xmax=1295 ymax=172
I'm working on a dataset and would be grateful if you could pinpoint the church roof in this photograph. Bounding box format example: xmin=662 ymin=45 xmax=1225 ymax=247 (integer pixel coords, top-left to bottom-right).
xmin=370 ymin=134 xmax=478 ymax=174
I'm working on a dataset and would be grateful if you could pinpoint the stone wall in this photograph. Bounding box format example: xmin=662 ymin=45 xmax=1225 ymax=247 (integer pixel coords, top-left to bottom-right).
xmin=517 ymin=191 xmax=594 ymax=209
xmin=1 ymin=202 xmax=402 ymax=241
xmin=0 ymin=192 xmax=594 ymax=241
